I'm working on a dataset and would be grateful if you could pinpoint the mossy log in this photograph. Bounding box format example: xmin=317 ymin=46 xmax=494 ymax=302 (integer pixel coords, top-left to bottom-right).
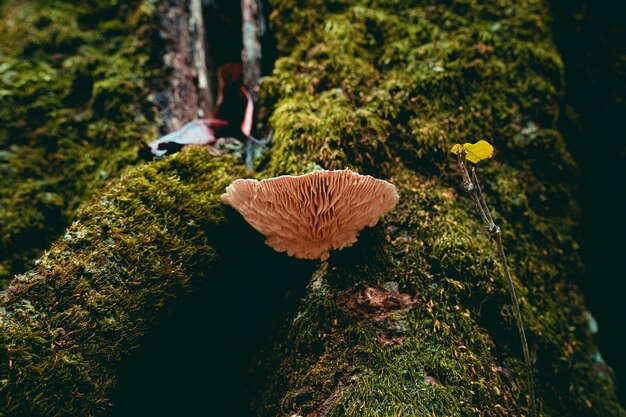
xmin=1 ymin=0 xmax=625 ymax=417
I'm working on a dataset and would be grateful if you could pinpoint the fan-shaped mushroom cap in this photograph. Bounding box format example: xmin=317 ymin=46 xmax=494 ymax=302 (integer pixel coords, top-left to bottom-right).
xmin=221 ymin=169 xmax=399 ymax=261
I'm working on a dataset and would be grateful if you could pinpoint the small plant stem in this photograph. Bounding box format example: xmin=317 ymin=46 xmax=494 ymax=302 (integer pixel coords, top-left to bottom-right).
xmin=455 ymin=150 xmax=537 ymax=417
xmin=493 ymin=225 xmax=537 ymax=417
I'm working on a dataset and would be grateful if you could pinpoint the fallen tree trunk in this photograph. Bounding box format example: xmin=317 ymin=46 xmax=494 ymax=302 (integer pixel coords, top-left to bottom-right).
xmin=1 ymin=0 xmax=624 ymax=417
xmin=0 ymin=150 xmax=248 ymax=416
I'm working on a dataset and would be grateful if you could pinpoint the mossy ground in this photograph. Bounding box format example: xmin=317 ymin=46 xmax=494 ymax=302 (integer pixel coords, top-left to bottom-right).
xmin=0 ymin=0 xmax=163 ymax=287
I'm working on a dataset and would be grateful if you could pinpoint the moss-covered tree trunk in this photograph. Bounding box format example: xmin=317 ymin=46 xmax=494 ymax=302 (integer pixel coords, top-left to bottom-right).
xmin=1 ymin=0 xmax=624 ymax=416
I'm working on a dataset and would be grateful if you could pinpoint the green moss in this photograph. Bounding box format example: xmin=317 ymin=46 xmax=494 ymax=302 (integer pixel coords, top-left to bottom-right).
xmin=254 ymin=0 xmax=625 ymax=416
xmin=0 ymin=0 xmax=622 ymax=415
xmin=0 ymin=147 xmax=247 ymax=416
xmin=266 ymin=90 xmax=390 ymax=175
xmin=0 ymin=0 xmax=161 ymax=287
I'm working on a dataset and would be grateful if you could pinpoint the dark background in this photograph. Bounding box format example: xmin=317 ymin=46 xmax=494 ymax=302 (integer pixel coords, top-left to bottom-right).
xmin=551 ymin=0 xmax=626 ymax=405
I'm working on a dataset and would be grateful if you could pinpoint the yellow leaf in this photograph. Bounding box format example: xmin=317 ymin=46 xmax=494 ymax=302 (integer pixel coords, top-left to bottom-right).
xmin=449 ymin=140 xmax=494 ymax=163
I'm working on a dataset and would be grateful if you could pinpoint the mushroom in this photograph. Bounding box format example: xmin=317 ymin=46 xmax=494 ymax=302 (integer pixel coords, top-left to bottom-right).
xmin=221 ymin=169 xmax=399 ymax=261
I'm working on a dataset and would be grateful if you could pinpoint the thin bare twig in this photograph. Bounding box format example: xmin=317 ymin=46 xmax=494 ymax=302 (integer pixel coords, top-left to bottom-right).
xmin=454 ymin=148 xmax=537 ymax=417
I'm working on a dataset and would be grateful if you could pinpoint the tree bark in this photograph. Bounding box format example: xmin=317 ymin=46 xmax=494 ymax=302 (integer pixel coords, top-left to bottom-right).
xmin=1 ymin=0 xmax=624 ymax=417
